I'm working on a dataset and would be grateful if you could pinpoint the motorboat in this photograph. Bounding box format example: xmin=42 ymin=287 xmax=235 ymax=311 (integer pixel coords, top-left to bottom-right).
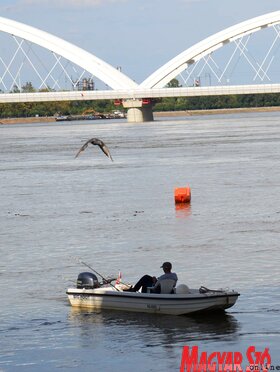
xmin=66 ymin=272 xmax=240 ymax=316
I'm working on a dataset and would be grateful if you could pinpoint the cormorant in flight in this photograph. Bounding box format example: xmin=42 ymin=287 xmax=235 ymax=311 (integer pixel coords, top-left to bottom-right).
xmin=75 ymin=138 xmax=113 ymax=161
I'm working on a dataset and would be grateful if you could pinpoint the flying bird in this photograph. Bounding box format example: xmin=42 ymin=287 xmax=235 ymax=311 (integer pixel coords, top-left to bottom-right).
xmin=75 ymin=138 xmax=113 ymax=161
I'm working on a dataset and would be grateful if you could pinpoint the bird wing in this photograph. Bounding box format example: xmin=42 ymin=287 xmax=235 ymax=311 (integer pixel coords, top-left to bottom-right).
xmin=75 ymin=139 xmax=91 ymax=158
xmin=99 ymin=143 xmax=113 ymax=161
xmin=75 ymin=138 xmax=113 ymax=161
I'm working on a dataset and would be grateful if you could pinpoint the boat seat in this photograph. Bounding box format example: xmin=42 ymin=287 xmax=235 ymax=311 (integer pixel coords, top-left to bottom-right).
xmin=147 ymin=279 xmax=176 ymax=294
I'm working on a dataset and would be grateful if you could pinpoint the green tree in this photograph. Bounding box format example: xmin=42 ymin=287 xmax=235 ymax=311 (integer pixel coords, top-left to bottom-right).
xmin=10 ymin=85 xmax=20 ymax=93
xmin=166 ymin=78 xmax=182 ymax=88
xmin=21 ymin=82 xmax=36 ymax=93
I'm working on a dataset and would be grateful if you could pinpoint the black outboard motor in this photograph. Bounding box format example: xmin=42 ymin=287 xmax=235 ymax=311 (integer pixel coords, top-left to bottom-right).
xmin=77 ymin=272 xmax=100 ymax=289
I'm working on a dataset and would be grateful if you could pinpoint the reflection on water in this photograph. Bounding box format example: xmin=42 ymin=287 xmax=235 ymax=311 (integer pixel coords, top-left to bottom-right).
xmin=68 ymin=308 xmax=240 ymax=346
xmin=175 ymin=203 xmax=192 ymax=218
xmin=65 ymin=308 xmax=241 ymax=371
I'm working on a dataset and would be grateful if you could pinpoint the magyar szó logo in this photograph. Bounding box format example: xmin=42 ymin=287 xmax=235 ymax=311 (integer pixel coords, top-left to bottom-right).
xmin=180 ymin=346 xmax=272 ymax=372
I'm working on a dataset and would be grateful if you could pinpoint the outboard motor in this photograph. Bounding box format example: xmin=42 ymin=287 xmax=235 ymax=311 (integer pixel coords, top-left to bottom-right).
xmin=77 ymin=272 xmax=99 ymax=289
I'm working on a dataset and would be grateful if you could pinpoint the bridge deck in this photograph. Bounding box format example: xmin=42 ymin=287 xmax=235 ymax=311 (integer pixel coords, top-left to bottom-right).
xmin=1 ymin=84 xmax=280 ymax=103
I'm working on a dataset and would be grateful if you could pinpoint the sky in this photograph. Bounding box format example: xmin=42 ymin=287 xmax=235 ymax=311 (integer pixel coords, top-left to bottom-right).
xmin=0 ymin=0 xmax=279 ymax=84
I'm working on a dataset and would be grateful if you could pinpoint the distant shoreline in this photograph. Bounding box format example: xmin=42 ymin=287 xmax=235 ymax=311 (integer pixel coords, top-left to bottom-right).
xmin=0 ymin=116 xmax=56 ymax=125
xmin=153 ymin=106 xmax=280 ymax=117
xmin=1 ymin=106 xmax=280 ymax=124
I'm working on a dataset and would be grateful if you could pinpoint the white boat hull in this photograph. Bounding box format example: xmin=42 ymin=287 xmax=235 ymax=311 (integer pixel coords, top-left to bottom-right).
xmin=66 ymin=287 xmax=240 ymax=316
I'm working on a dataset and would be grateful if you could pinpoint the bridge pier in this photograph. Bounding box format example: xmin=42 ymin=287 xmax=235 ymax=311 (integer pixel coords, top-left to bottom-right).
xmin=121 ymin=99 xmax=154 ymax=123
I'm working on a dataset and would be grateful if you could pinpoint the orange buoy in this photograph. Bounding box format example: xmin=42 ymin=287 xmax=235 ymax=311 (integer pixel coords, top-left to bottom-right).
xmin=174 ymin=186 xmax=191 ymax=204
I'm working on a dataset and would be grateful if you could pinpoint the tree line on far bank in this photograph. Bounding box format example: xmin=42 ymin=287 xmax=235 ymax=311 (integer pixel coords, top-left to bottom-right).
xmin=1 ymin=80 xmax=280 ymax=118
xmin=154 ymin=78 xmax=280 ymax=111
xmin=0 ymin=100 xmax=115 ymax=118
xmin=154 ymin=93 xmax=280 ymax=112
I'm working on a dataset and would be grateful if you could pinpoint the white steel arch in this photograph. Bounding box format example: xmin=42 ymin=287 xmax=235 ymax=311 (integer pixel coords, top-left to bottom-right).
xmin=0 ymin=17 xmax=138 ymax=90
xmin=140 ymin=11 xmax=280 ymax=89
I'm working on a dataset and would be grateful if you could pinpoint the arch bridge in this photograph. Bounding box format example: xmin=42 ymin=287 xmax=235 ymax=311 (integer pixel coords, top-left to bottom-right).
xmin=0 ymin=11 xmax=280 ymax=122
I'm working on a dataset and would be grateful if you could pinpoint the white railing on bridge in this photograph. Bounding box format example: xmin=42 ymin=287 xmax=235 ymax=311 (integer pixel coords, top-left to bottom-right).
xmin=1 ymin=84 xmax=280 ymax=103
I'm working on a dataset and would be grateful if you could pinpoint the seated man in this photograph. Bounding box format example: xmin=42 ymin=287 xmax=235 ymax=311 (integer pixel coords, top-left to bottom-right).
xmin=125 ymin=262 xmax=178 ymax=293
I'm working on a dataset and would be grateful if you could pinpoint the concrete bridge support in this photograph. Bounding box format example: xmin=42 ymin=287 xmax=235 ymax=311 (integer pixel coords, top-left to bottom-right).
xmin=122 ymin=99 xmax=154 ymax=123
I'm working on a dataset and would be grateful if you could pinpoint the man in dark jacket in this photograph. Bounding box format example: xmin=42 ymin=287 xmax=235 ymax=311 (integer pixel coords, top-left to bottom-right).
xmin=125 ymin=262 xmax=178 ymax=293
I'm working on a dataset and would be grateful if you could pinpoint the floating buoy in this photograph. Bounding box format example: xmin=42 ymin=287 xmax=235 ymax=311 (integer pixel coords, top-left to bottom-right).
xmin=174 ymin=186 xmax=191 ymax=204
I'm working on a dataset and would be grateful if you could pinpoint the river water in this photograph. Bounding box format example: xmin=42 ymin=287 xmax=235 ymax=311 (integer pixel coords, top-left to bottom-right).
xmin=0 ymin=112 xmax=279 ymax=371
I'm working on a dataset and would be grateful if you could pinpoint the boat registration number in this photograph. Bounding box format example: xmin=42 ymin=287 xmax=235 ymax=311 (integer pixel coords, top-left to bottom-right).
xmin=73 ymin=294 xmax=90 ymax=300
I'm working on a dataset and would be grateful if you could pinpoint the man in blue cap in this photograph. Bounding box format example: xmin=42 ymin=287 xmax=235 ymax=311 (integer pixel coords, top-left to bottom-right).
xmin=124 ymin=262 xmax=178 ymax=293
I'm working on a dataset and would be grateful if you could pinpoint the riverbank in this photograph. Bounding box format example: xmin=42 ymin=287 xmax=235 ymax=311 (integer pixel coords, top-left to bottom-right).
xmin=0 ymin=116 xmax=56 ymax=125
xmin=1 ymin=106 xmax=280 ymax=124
xmin=154 ymin=106 xmax=280 ymax=117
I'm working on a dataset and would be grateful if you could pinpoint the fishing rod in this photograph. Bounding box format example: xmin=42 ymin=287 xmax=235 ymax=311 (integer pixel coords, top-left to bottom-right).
xmin=78 ymin=259 xmax=120 ymax=291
